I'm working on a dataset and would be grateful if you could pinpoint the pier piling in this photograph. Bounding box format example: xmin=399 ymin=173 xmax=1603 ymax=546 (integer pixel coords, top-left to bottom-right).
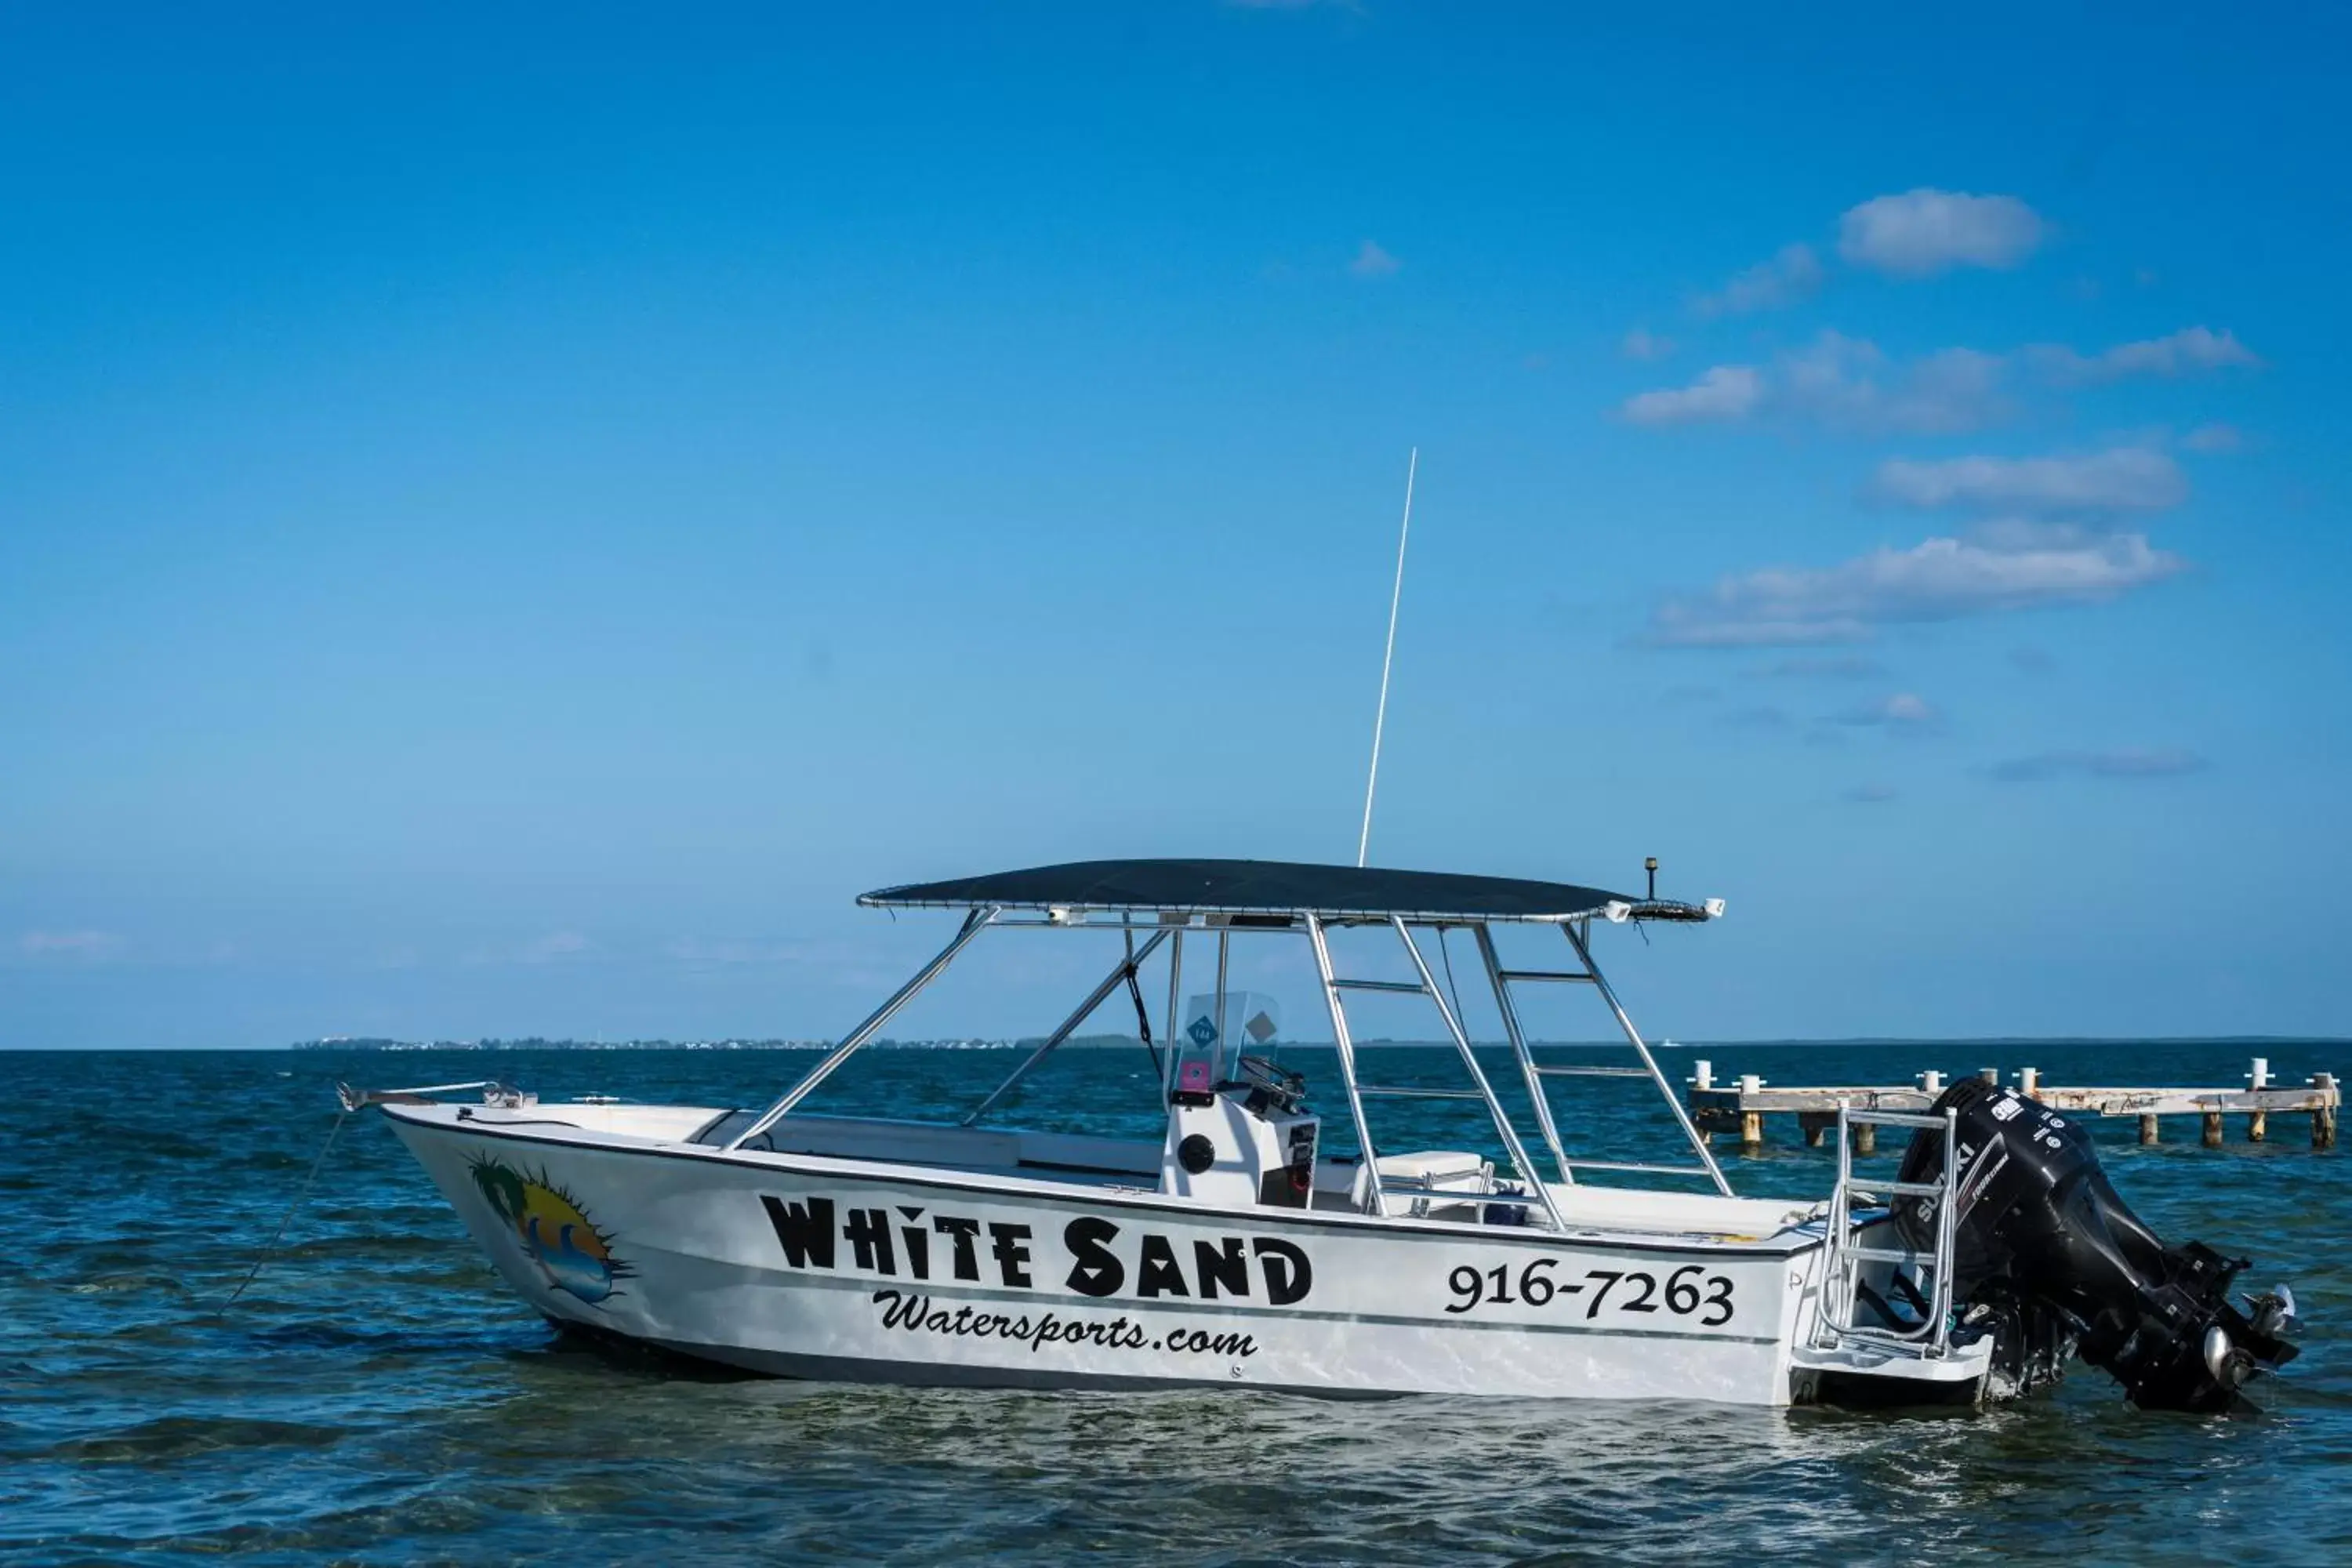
xmin=1683 ymin=1055 xmax=2337 ymax=1158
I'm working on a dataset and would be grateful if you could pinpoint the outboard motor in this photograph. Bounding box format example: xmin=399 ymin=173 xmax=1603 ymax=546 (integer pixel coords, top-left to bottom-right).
xmin=1895 ymin=1078 xmax=2299 ymax=1412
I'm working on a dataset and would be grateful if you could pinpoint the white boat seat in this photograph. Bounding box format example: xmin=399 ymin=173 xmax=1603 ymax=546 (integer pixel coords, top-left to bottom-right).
xmin=1341 ymin=1149 xmax=1495 ymax=1216
xmin=1375 ymin=1149 xmax=1492 ymax=1188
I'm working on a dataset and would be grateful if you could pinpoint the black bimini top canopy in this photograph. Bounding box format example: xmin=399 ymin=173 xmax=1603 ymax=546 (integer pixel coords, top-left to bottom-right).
xmin=858 ymin=858 xmax=1717 ymax=925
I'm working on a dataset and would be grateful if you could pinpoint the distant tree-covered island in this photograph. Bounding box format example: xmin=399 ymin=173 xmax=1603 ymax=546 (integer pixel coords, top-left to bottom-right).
xmin=287 ymin=1033 xmax=1167 ymax=1052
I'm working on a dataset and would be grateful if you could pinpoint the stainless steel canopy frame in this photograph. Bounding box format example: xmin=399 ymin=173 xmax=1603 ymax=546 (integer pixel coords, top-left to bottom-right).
xmin=728 ymin=878 xmax=1730 ymax=1210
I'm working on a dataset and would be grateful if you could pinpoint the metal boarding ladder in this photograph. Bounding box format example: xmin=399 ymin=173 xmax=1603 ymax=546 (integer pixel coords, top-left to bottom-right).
xmin=1816 ymin=1103 xmax=1962 ymax=1356
xmin=1305 ymin=914 xmax=1570 ymax=1230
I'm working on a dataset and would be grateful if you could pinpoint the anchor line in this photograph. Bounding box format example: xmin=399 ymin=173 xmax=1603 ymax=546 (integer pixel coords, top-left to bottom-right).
xmin=1123 ymin=931 xmax=1162 ymax=1080
xmin=222 ymin=1104 xmax=351 ymax=1305
xmin=1436 ymin=925 xmax=1471 ymax=1036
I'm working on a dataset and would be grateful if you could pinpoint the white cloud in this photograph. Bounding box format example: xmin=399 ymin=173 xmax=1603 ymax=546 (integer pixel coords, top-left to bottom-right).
xmin=1869 ymin=448 xmax=2186 ymax=512
xmin=1621 ymin=327 xmax=1675 ymax=361
xmin=1348 ymin=239 xmax=1399 ymax=278
xmin=16 ymin=929 xmax=124 ymax=960
xmin=2183 ymin=422 xmax=2245 ymax=453
xmin=668 ymin=937 xmax=799 ymax=967
xmin=1648 ymin=532 xmax=2186 ymax=647
xmin=1991 ymin=748 xmax=2205 ymax=782
xmin=1838 ymin=189 xmax=2047 ymax=277
xmin=1835 ymin=691 xmax=1939 ymax=728
xmin=1777 ymin=332 xmax=2008 ymax=434
xmin=1757 ymin=654 xmax=1886 ymax=679
xmin=1625 ymin=332 xmax=2006 ymax=434
xmin=515 ymin=931 xmax=590 ymax=964
xmin=1627 ymin=327 xmax=2252 ymax=440
xmin=1621 ymin=365 xmax=1763 ymax=424
xmin=1961 ymin=516 xmax=2108 ymax=551
xmin=2029 ymin=325 xmax=2260 ymax=383
xmin=1694 ymin=242 xmax=1823 ymax=317
xmin=1825 ymin=691 xmax=1938 ymax=738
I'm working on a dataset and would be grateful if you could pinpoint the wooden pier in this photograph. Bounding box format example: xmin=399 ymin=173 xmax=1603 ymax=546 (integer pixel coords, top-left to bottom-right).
xmin=1686 ymin=1057 xmax=2339 ymax=1154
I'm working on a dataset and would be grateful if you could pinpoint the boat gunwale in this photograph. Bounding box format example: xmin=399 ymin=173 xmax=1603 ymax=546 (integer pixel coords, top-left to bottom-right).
xmin=384 ymin=1102 xmax=1825 ymax=1260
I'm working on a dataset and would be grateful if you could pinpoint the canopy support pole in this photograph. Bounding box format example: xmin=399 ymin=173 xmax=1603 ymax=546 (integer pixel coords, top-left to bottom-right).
xmin=724 ymin=906 xmax=997 ymax=1150
xmin=1214 ymin=928 xmax=1231 ymax=1077
xmin=1162 ymin=927 xmax=1185 ymax=1098
xmin=1392 ymin=919 xmax=1568 ymax=1230
xmin=1563 ymin=921 xmax=1733 ymax=1196
xmin=963 ymin=928 xmax=1170 ymax=1126
xmin=1305 ymin=913 xmax=1385 ymax=1216
xmin=1473 ymin=924 xmax=1575 ymax=1187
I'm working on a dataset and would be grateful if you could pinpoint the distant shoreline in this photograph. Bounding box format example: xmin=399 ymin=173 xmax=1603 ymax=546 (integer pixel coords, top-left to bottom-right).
xmin=252 ymin=1031 xmax=2347 ymax=1052
xmin=5 ymin=1033 xmax=2343 ymax=1054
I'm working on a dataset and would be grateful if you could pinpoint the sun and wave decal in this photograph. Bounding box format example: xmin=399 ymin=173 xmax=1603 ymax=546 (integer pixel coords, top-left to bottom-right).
xmin=466 ymin=1155 xmax=634 ymax=1305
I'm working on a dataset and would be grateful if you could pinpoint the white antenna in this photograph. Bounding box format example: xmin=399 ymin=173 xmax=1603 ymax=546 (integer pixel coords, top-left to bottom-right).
xmin=1357 ymin=446 xmax=1417 ymax=868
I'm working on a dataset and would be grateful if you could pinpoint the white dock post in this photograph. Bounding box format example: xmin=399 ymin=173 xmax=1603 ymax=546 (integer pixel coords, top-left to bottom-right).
xmin=2140 ymin=1112 xmax=2161 ymax=1145
xmin=2248 ymin=1058 xmax=2270 ymax=1143
xmin=1687 ymin=1059 xmax=1717 ymax=1147
xmin=1978 ymin=1067 xmax=1999 ymax=1087
xmin=1918 ymin=1069 xmax=1944 ymax=1095
xmin=2316 ymin=1073 xmax=2339 ymax=1149
xmin=1738 ymin=1073 xmax=1764 ymax=1150
xmin=2020 ymin=1066 xmax=2040 ymax=1097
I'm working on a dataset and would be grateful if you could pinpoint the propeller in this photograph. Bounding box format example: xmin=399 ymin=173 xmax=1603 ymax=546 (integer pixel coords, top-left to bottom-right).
xmin=2246 ymin=1285 xmax=2299 ymax=1338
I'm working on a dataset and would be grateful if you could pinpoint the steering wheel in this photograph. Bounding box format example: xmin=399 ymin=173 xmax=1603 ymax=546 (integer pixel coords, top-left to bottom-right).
xmin=1229 ymin=1054 xmax=1306 ymax=1112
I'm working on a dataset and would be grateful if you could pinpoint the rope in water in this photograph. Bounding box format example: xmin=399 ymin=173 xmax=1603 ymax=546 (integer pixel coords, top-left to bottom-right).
xmin=221 ymin=1104 xmax=350 ymax=1305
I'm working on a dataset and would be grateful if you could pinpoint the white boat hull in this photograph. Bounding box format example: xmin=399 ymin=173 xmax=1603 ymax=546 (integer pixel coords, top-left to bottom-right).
xmin=387 ymin=1106 xmax=1875 ymax=1406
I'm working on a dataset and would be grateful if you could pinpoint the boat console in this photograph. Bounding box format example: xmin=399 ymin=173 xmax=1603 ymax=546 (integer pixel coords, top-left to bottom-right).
xmin=1162 ymin=1053 xmax=1320 ymax=1209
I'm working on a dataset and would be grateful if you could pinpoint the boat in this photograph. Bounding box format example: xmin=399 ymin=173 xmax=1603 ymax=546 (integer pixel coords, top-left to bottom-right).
xmin=346 ymin=857 xmax=2299 ymax=1409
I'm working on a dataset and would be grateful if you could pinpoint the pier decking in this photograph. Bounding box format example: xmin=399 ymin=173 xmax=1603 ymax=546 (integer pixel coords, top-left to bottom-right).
xmin=1685 ymin=1058 xmax=2339 ymax=1152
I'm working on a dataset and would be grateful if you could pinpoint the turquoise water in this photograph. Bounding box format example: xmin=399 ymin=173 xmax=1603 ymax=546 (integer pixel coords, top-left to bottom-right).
xmin=4 ymin=1041 xmax=2347 ymax=1565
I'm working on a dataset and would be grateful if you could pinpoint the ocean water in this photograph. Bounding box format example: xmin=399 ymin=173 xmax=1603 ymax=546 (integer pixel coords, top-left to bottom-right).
xmin=4 ymin=1040 xmax=2347 ymax=1566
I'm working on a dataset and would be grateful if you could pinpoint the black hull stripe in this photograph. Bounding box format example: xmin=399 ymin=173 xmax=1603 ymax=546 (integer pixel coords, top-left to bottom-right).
xmin=554 ymin=1322 xmax=1773 ymax=1402
xmin=597 ymin=1325 xmax=1396 ymax=1398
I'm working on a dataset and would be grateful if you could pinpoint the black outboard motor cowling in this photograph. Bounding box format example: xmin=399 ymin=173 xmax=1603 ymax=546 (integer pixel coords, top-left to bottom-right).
xmin=1894 ymin=1078 xmax=2298 ymax=1412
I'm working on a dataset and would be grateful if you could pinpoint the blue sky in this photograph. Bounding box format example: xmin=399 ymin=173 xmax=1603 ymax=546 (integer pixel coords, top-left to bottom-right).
xmin=5 ymin=2 xmax=2347 ymax=1047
